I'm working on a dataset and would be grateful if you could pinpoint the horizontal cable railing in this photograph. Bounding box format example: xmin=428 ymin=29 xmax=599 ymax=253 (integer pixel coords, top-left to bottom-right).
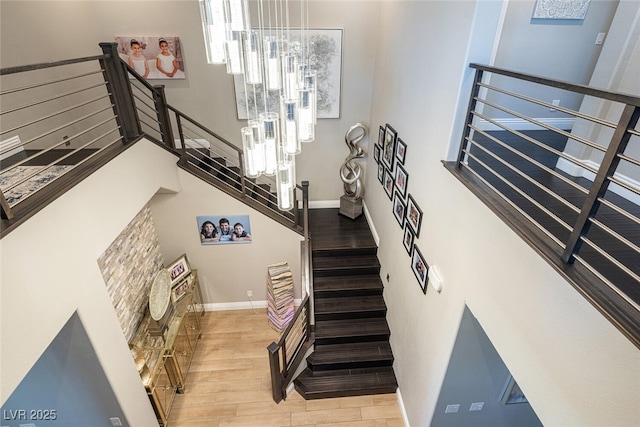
xmin=449 ymin=63 xmax=640 ymax=347
xmin=0 ymin=48 xmax=138 ymax=226
xmin=120 ymin=58 xmax=304 ymax=233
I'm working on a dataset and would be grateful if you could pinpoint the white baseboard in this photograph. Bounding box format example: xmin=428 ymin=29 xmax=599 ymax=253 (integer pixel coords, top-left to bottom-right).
xmin=175 ymin=138 xmax=211 ymax=150
xmin=397 ymin=387 xmax=410 ymax=427
xmin=363 ymin=200 xmax=380 ymax=247
xmin=309 ymin=200 xmax=340 ymax=209
xmin=556 ymin=156 xmax=640 ymax=206
xmin=1 ymin=135 xmax=23 ymax=161
xmin=475 ymin=117 xmax=575 ymax=132
xmin=204 ymin=298 xmax=301 ymax=312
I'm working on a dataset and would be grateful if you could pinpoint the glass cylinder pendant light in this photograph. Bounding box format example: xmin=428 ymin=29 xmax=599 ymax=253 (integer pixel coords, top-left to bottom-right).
xmin=282 ymin=54 xmax=298 ymax=101
xmin=260 ymin=112 xmax=279 ymax=176
xmin=305 ymin=71 xmax=317 ymax=124
xmin=225 ymin=31 xmax=244 ymax=74
xmin=243 ymin=31 xmax=263 ymax=85
xmin=199 ymin=0 xmax=227 ymax=64
xmin=276 ymin=155 xmax=295 ymax=211
xmin=227 ymin=0 xmax=250 ymax=32
xmin=297 ymin=89 xmax=314 ymax=142
xmin=241 ymin=126 xmax=259 ymax=178
xmin=263 ymin=38 xmax=281 ymax=91
xmin=246 ymin=119 xmax=265 ymax=174
xmin=281 ymin=98 xmax=300 ymax=155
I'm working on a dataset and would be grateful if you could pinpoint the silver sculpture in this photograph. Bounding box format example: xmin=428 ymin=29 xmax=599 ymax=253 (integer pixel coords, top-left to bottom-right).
xmin=339 ymin=122 xmax=368 ymax=218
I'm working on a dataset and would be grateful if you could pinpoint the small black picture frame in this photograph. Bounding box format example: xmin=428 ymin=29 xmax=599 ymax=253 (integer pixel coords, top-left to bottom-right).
xmin=374 ymin=144 xmax=381 ymax=163
xmin=383 ymin=168 xmax=394 ymax=199
xmin=392 ymin=190 xmax=406 ymax=228
xmin=394 ymin=164 xmax=409 ymax=197
xmin=377 ymin=163 xmax=385 ymax=184
xmin=395 ymin=138 xmax=407 ymax=164
xmin=377 ymin=125 xmax=385 ymax=147
xmin=406 ymin=194 xmax=423 ymax=238
xmin=382 ymin=124 xmax=397 ymax=171
xmin=403 ymin=223 xmax=414 ymax=255
xmin=411 ymin=244 xmax=429 ymax=294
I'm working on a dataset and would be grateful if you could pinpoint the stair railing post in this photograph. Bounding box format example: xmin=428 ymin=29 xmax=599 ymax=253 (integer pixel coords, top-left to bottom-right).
xmin=301 ymin=181 xmax=310 ymax=240
xmin=174 ymin=113 xmax=188 ymax=165
xmin=238 ymin=151 xmax=247 ymax=197
xmin=267 ymin=342 xmax=284 ymax=403
xmin=99 ymin=42 xmax=141 ymax=143
xmin=152 ymin=84 xmax=175 ymax=149
xmin=0 ymin=191 xmax=13 ymax=220
xmin=456 ymin=66 xmax=484 ymax=167
xmin=562 ymin=104 xmax=640 ymax=263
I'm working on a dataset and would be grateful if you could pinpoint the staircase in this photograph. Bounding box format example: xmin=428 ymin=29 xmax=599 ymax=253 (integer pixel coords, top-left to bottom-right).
xmin=294 ymin=208 xmax=398 ymax=399
xmin=186 ymin=148 xmax=292 ymax=219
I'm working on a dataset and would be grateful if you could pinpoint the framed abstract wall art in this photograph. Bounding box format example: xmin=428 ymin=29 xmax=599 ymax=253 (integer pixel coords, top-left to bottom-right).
xmin=235 ymin=28 xmax=343 ymax=119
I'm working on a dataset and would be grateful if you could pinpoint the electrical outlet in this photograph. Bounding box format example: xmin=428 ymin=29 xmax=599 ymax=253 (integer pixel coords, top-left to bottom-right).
xmin=550 ymin=99 xmax=560 ymax=112
xmin=246 ymin=290 xmax=253 ymax=298
xmin=469 ymin=402 xmax=485 ymax=411
xmin=110 ymin=418 xmax=123 ymax=427
xmin=595 ymin=32 xmax=606 ymax=45
xmin=63 ymin=135 xmax=70 ymax=146
xmin=445 ymin=404 xmax=460 ymax=414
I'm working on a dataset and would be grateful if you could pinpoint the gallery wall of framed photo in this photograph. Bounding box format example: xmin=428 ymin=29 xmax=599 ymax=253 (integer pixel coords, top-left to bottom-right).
xmin=375 ymin=123 xmax=427 ymax=294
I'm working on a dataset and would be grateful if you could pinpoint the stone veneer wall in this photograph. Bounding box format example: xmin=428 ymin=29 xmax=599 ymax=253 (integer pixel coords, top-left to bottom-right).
xmin=97 ymin=204 xmax=165 ymax=342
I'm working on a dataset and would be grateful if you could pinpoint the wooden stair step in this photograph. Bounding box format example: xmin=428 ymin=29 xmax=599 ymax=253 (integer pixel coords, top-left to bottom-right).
xmin=294 ymin=367 xmax=397 ymax=400
xmin=314 ymin=295 xmax=387 ymax=320
xmin=308 ymin=341 xmax=394 ymax=370
xmin=312 ymin=246 xmax=378 ymax=257
xmin=313 ymin=275 xmax=383 ymax=298
xmin=312 ymin=254 xmax=380 ymax=277
xmin=315 ymin=317 xmax=390 ymax=344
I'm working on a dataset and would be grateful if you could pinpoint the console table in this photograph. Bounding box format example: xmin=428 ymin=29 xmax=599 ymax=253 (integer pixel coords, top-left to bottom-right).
xmin=129 ymin=270 xmax=204 ymax=426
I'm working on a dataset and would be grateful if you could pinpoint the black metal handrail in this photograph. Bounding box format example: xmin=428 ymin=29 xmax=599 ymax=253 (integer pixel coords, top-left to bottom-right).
xmin=0 ymin=45 xmax=141 ymax=230
xmin=266 ymin=180 xmax=314 ymax=403
xmin=118 ymin=52 xmax=306 ymax=233
xmin=449 ymin=63 xmax=640 ymax=347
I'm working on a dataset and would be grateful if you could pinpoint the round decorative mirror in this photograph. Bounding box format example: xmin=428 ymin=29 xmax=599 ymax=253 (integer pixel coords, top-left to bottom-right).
xmin=149 ymin=269 xmax=171 ymax=321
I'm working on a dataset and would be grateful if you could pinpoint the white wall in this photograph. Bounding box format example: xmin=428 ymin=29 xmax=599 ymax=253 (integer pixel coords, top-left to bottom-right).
xmin=365 ymin=1 xmax=640 ymax=426
xmin=0 ymin=140 xmax=181 ymax=424
xmin=559 ymin=0 xmax=640 ymax=187
xmin=149 ymin=170 xmax=304 ymax=305
xmin=0 ymin=0 xmax=378 ymax=201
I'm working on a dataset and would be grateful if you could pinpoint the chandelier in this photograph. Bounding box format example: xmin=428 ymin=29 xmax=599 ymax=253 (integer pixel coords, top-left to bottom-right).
xmin=199 ymin=0 xmax=316 ymax=211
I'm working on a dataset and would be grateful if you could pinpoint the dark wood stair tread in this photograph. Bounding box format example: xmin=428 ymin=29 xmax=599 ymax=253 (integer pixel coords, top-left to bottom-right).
xmin=312 ymin=254 xmax=380 ymax=273
xmin=314 ymin=274 xmax=383 ymax=297
xmin=315 ymin=317 xmax=390 ymax=341
xmin=308 ymin=341 xmax=394 ymax=366
xmin=294 ymin=367 xmax=397 ymax=399
xmin=315 ymin=295 xmax=387 ymax=316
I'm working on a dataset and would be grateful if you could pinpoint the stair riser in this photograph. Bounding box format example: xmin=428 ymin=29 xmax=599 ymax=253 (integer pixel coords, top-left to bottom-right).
xmin=314 ymin=334 xmax=390 ymax=345
xmin=314 ymin=288 xmax=383 ymax=298
xmin=313 ymin=247 xmax=378 ymax=258
xmin=307 ymin=359 xmax=394 ymax=371
xmin=313 ymin=266 xmax=380 ymax=277
xmin=295 ymin=386 xmax=398 ymax=400
xmin=315 ymin=310 xmax=387 ymax=321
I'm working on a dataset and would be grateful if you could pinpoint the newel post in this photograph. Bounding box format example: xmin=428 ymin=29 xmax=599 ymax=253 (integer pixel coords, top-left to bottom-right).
xmin=267 ymin=342 xmax=284 ymax=403
xmin=99 ymin=42 xmax=141 ymax=143
xmin=152 ymin=85 xmax=175 ymax=149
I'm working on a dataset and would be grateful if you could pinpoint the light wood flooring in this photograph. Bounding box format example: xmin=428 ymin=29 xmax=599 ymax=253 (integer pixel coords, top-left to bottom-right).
xmin=168 ymin=309 xmax=404 ymax=427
